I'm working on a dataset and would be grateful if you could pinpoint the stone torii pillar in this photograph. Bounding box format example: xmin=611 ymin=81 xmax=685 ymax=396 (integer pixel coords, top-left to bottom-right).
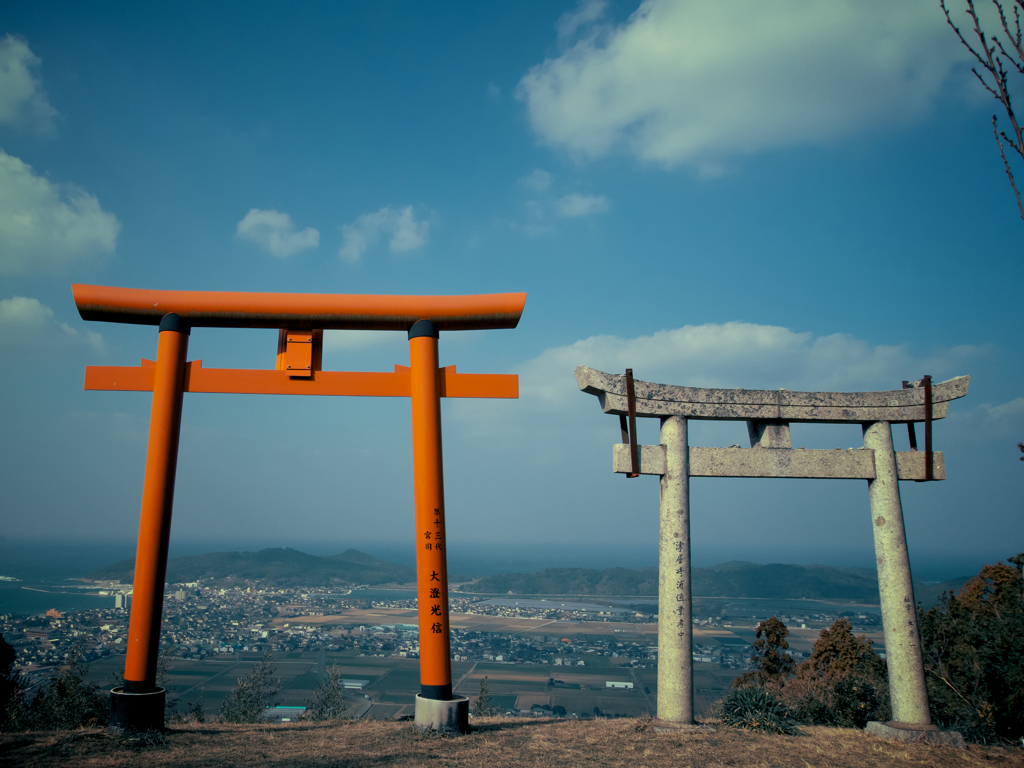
xmin=576 ymin=366 xmax=969 ymax=742
xmin=74 ymin=284 xmax=526 ymax=733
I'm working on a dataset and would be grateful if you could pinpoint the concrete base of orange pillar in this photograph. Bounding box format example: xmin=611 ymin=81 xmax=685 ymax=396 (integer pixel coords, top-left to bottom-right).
xmin=414 ymin=694 xmax=469 ymax=733
xmin=109 ymin=687 xmax=165 ymax=733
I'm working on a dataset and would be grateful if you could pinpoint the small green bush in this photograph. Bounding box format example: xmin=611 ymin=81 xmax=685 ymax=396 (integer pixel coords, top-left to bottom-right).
xmin=305 ymin=664 xmax=346 ymax=721
xmin=27 ymin=641 xmax=107 ymax=730
xmin=220 ymin=652 xmax=280 ymax=724
xmin=718 ymin=686 xmax=799 ymax=735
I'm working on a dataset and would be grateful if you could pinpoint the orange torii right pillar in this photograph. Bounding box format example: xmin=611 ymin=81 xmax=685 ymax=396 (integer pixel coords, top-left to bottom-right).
xmin=408 ymin=319 xmax=460 ymax=727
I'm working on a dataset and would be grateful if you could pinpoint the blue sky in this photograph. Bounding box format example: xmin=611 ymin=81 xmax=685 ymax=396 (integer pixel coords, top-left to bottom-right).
xmin=1 ymin=0 xmax=1021 ymax=580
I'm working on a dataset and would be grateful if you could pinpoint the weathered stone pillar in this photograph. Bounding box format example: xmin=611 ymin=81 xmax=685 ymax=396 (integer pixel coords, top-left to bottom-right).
xmin=658 ymin=415 xmax=693 ymax=724
xmin=862 ymin=420 xmax=931 ymax=725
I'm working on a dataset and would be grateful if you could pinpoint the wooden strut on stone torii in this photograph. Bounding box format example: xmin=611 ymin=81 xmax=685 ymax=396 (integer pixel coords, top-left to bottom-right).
xmin=576 ymin=366 xmax=970 ymax=735
xmin=73 ymin=283 xmax=526 ymax=735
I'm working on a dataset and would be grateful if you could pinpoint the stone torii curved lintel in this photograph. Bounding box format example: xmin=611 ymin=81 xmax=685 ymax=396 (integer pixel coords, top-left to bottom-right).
xmin=575 ymin=366 xmax=969 ymax=424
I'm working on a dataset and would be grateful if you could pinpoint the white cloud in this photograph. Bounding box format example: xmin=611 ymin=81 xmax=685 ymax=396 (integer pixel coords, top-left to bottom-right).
xmin=519 ymin=168 xmax=553 ymax=192
xmin=557 ymin=192 xmax=609 ymax=217
xmin=338 ymin=205 xmax=430 ymax=262
xmin=981 ymin=398 xmax=1024 ymax=421
xmin=0 ymin=296 xmax=104 ymax=355
xmin=557 ymin=0 xmax=609 ymax=45
xmin=235 ymin=208 xmax=319 ymax=258
xmin=948 ymin=396 xmax=1024 ymax=439
xmin=487 ymin=82 xmax=501 ymax=101
xmin=0 ymin=35 xmax=58 ymax=135
xmin=517 ymin=322 xmax=983 ymax=408
xmin=0 ymin=150 xmax=120 ymax=275
xmin=517 ymin=0 xmax=967 ymax=171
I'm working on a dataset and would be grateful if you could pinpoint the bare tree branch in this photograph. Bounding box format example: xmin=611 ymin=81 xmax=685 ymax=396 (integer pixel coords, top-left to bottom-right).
xmin=994 ymin=115 xmax=1024 ymax=218
xmin=942 ymin=0 xmax=1024 ymax=223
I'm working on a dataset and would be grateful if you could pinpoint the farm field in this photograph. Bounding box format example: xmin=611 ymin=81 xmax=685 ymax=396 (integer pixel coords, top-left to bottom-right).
xmin=81 ymin=653 xmax=741 ymax=720
xmin=74 ymin=606 xmax=803 ymax=721
xmin=262 ymin=606 xmax=879 ymax=659
xmin=451 ymin=661 xmax=741 ymax=718
xmin=82 ymin=652 xmax=478 ymax=719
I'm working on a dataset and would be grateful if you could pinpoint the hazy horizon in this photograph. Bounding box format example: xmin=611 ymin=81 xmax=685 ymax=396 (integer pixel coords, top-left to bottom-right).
xmin=0 ymin=536 xmax=1006 ymax=584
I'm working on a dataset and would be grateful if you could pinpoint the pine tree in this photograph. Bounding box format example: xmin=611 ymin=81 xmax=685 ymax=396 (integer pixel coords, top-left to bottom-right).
xmin=784 ymin=617 xmax=889 ymax=728
xmin=220 ymin=652 xmax=280 ymax=723
xmin=305 ymin=664 xmax=346 ymax=721
xmin=473 ymin=675 xmax=496 ymax=716
xmin=0 ymin=636 xmax=27 ymax=732
xmin=918 ymin=554 xmax=1024 ymax=743
xmin=732 ymin=616 xmax=794 ymax=689
xmin=27 ymin=640 xmax=107 ymax=730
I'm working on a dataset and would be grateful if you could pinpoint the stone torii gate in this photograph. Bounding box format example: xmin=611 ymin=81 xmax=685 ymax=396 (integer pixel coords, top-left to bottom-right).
xmin=577 ymin=366 xmax=969 ymax=742
xmin=73 ymin=283 xmax=526 ymax=734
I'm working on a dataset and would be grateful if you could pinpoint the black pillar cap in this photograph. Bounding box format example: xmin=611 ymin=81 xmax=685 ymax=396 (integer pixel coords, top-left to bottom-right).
xmin=421 ymin=683 xmax=454 ymax=700
xmin=159 ymin=313 xmax=190 ymax=334
xmin=408 ymin=319 xmax=438 ymax=340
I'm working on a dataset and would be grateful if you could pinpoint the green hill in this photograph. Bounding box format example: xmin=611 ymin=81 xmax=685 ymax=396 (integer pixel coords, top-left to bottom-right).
xmin=86 ymin=547 xmax=414 ymax=587
xmin=462 ymin=561 xmax=898 ymax=602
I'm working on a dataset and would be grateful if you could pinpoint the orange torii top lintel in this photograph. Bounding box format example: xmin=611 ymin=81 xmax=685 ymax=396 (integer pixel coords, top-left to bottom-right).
xmin=84 ymin=361 xmax=518 ymax=398
xmin=72 ymin=284 xmax=526 ymax=331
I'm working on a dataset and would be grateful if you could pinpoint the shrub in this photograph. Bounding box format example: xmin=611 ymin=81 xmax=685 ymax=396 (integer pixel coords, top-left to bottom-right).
xmin=220 ymin=652 xmax=280 ymax=724
xmin=473 ymin=676 xmax=497 ymax=716
xmin=782 ymin=618 xmax=889 ymax=728
xmin=918 ymin=553 xmax=1023 ymax=744
xmin=733 ymin=617 xmax=794 ymax=691
xmin=0 ymin=636 xmax=27 ymax=732
xmin=305 ymin=664 xmax=346 ymax=721
xmin=718 ymin=686 xmax=799 ymax=735
xmin=27 ymin=641 xmax=107 ymax=730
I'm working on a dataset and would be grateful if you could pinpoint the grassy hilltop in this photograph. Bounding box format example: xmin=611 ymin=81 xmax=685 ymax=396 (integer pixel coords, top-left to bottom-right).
xmin=0 ymin=717 xmax=1018 ymax=768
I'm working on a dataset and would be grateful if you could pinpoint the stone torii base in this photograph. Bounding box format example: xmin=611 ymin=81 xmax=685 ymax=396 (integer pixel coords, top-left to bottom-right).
xmin=576 ymin=366 xmax=969 ymax=741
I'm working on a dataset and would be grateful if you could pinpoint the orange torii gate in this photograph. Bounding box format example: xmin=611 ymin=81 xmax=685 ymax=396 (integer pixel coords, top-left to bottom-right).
xmin=73 ymin=284 xmax=526 ymax=734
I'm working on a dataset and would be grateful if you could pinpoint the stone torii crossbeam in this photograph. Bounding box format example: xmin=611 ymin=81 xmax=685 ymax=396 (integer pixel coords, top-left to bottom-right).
xmin=73 ymin=283 xmax=526 ymax=734
xmin=577 ymin=366 xmax=969 ymax=742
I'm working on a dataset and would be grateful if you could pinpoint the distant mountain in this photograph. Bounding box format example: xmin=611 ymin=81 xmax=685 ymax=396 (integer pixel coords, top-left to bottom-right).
xmin=913 ymin=576 xmax=973 ymax=608
xmin=86 ymin=547 xmax=415 ymax=588
xmin=462 ymin=561 xmax=905 ymax=603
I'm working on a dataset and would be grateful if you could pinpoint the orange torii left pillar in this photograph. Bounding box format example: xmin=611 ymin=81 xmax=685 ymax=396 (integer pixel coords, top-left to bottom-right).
xmin=73 ymin=283 xmax=525 ymax=734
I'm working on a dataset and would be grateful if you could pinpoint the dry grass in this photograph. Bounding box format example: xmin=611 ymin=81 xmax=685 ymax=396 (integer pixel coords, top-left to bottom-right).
xmin=0 ymin=717 xmax=1020 ymax=768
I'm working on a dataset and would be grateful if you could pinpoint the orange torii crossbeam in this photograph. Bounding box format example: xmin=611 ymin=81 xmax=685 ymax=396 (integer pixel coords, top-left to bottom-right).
xmin=73 ymin=284 xmax=526 ymax=734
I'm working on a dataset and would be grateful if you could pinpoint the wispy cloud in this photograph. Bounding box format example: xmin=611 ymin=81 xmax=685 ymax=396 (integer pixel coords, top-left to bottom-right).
xmin=557 ymin=0 xmax=609 ymax=45
xmin=518 ymin=168 xmax=553 ymax=192
xmin=236 ymin=208 xmax=320 ymax=258
xmin=557 ymin=193 xmax=609 ymax=217
xmin=338 ymin=205 xmax=430 ymax=262
xmin=0 ymin=150 xmax=120 ymax=275
xmin=0 ymin=35 xmax=58 ymax=135
xmin=0 ymin=296 xmax=104 ymax=355
xmin=518 ymin=0 xmax=966 ymax=172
